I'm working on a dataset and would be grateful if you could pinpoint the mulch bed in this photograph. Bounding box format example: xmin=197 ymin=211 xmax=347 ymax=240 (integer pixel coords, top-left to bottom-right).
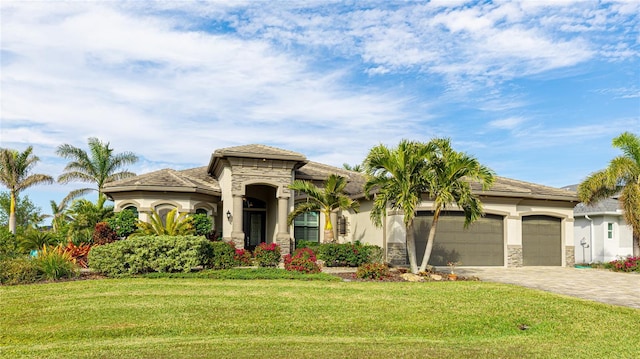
xmin=327 ymin=268 xmax=480 ymax=282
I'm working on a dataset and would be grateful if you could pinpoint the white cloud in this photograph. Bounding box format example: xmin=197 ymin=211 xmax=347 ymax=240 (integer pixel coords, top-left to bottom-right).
xmin=488 ymin=117 xmax=526 ymax=130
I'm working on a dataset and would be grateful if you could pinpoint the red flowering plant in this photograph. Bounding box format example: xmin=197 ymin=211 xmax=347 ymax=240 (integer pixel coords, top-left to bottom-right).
xmin=284 ymin=247 xmax=320 ymax=274
xmin=234 ymin=248 xmax=253 ymax=266
xmin=607 ymin=256 xmax=640 ymax=273
xmin=253 ymin=242 xmax=281 ymax=267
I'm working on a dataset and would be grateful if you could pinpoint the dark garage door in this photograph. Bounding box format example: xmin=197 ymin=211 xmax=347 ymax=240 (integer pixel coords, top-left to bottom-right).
xmin=414 ymin=212 xmax=504 ymax=266
xmin=522 ymin=215 xmax=561 ymax=266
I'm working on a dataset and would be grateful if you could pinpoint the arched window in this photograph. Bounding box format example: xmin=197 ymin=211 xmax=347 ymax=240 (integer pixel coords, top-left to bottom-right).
xmin=196 ymin=208 xmax=208 ymax=215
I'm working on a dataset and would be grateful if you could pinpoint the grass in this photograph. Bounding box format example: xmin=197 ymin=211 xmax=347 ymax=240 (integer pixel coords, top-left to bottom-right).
xmin=1 ymin=277 xmax=639 ymax=358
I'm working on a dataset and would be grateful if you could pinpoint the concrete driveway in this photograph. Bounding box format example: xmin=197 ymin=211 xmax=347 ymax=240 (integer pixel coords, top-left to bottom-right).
xmin=456 ymin=267 xmax=640 ymax=309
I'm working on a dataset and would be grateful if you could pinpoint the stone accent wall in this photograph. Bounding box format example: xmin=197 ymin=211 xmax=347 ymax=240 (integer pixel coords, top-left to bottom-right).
xmin=507 ymin=245 xmax=523 ymax=267
xmin=229 ymin=158 xmax=295 ymax=195
xmin=387 ymin=243 xmax=407 ymax=266
xmin=565 ymin=246 xmax=575 ymax=267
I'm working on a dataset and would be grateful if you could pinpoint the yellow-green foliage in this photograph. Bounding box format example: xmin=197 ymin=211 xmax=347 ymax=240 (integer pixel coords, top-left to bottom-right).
xmin=133 ymin=208 xmax=194 ymax=236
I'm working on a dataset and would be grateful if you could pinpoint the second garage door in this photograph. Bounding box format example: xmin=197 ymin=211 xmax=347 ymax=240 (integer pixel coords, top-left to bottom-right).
xmin=414 ymin=212 xmax=505 ymax=266
xmin=522 ymin=215 xmax=562 ymax=266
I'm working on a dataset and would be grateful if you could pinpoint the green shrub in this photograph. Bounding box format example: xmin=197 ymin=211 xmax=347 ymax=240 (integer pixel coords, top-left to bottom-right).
xmin=0 ymin=227 xmax=20 ymax=259
xmin=296 ymin=240 xmax=320 ymax=251
xmin=19 ymin=230 xmax=58 ymax=252
xmin=210 ymin=241 xmax=237 ymax=270
xmin=0 ymin=257 xmax=39 ymax=285
xmin=190 ymin=213 xmax=213 ymax=237
xmin=284 ymin=247 xmax=320 ymax=274
xmin=316 ymin=242 xmax=376 ymax=267
xmin=106 ymin=209 xmax=138 ymax=238
xmin=356 ymin=263 xmax=390 ymax=280
xmin=253 ymin=242 xmax=281 ymax=267
xmin=33 ymin=245 xmax=78 ymax=281
xmin=89 ymin=235 xmax=213 ymax=276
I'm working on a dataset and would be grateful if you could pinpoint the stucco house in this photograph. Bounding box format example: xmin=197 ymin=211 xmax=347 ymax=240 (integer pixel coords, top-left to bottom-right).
xmin=562 ymin=185 xmax=634 ymax=263
xmin=103 ymin=144 xmax=579 ymax=267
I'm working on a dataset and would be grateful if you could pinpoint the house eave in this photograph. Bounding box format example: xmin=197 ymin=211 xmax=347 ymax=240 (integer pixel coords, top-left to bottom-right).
xmin=103 ymin=185 xmax=221 ymax=197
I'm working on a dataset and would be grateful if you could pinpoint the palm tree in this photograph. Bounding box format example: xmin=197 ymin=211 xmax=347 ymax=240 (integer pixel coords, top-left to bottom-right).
xmin=343 ymin=163 xmax=364 ymax=172
xmin=417 ymin=138 xmax=494 ymax=272
xmin=364 ymin=140 xmax=434 ymax=273
xmin=133 ymin=208 xmax=194 ymax=236
xmin=578 ymin=132 xmax=640 ymax=256
xmin=0 ymin=146 xmax=54 ymax=234
xmin=288 ymin=174 xmax=359 ymax=243
xmin=56 ymin=137 xmax=138 ymax=204
xmin=49 ymin=199 xmax=71 ymax=233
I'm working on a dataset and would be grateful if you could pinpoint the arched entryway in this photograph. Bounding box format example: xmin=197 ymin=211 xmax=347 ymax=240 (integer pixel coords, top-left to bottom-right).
xmin=243 ymin=184 xmax=278 ymax=250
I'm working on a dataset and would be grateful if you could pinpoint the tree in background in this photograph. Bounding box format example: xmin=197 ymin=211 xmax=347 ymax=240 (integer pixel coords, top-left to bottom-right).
xmin=578 ymin=132 xmax=640 ymax=256
xmin=56 ymin=137 xmax=138 ymax=204
xmin=342 ymin=163 xmax=364 ymax=172
xmin=66 ymin=198 xmax=114 ymax=244
xmin=288 ymin=174 xmax=359 ymax=243
xmin=0 ymin=146 xmax=53 ymax=234
xmin=0 ymin=193 xmax=46 ymax=231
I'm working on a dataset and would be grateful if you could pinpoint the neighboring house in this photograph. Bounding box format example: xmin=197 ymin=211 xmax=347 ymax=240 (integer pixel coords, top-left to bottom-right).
xmin=562 ymin=185 xmax=634 ymax=263
xmin=103 ymin=144 xmax=579 ymax=267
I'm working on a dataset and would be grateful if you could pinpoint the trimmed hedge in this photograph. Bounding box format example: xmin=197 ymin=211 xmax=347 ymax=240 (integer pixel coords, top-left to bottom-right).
xmin=317 ymin=242 xmax=381 ymax=267
xmin=88 ymin=235 xmax=213 ymax=276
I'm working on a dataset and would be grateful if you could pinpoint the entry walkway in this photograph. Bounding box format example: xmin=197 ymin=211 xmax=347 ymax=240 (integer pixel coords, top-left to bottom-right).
xmin=457 ymin=267 xmax=640 ymax=309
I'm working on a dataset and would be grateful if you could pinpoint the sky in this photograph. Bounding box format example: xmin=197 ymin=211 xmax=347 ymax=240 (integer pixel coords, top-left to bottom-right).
xmin=1 ymin=0 xmax=639 ymax=222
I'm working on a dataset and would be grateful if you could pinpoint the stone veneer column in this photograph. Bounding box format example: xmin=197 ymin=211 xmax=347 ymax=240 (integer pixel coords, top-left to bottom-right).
xmin=507 ymin=245 xmax=523 ymax=267
xmin=230 ymin=194 xmax=244 ymax=249
xmin=565 ymin=246 xmax=575 ymax=267
xmin=275 ymin=196 xmax=291 ymax=257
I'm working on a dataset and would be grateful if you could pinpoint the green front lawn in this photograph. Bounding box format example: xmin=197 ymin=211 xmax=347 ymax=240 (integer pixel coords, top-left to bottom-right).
xmin=1 ymin=278 xmax=638 ymax=358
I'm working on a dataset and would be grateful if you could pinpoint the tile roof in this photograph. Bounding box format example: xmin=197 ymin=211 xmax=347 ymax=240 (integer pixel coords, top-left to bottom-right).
xmin=473 ymin=176 xmax=579 ymax=201
xmin=574 ymin=198 xmax=622 ymax=214
xmin=295 ymin=161 xmax=366 ymax=197
xmin=212 ymin=144 xmax=307 ymax=161
xmin=103 ymin=167 xmax=220 ymax=196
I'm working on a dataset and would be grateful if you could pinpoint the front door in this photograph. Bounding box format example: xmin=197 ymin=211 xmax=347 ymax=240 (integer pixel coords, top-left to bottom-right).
xmin=244 ymin=211 xmax=266 ymax=251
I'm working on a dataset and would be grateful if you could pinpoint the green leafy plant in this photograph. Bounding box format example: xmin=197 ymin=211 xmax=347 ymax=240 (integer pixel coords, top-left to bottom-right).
xmin=284 ymin=247 xmax=320 ymax=274
xmin=190 ymin=213 xmax=213 ymax=237
xmin=253 ymin=242 xmax=281 ymax=267
xmin=209 ymin=241 xmax=238 ymax=270
xmin=19 ymin=229 xmax=58 ymax=252
xmin=33 ymin=245 xmax=78 ymax=281
xmin=106 ymin=209 xmax=138 ymax=238
xmin=356 ymin=262 xmax=390 ymax=280
xmin=316 ymin=242 xmax=375 ymax=267
xmin=88 ymin=235 xmax=213 ymax=276
xmin=0 ymin=256 xmax=39 ymax=285
xmin=133 ymin=209 xmax=194 ymax=236
xmin=0 ymin=226 xmax=19 ymax=259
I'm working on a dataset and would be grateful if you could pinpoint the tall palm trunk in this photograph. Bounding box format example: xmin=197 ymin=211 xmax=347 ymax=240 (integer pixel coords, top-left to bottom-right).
xmin=406 ymin=218 xmax=419 ymax=274
xmin=9 ymin=191 xmax=17 ymax=234
xmin=419 ymin=209 xmax=441 ymax=272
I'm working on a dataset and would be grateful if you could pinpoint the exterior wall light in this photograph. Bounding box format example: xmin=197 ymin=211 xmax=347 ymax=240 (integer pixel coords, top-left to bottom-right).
xmin=226 ymin=210 xmax=232 ymax=221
